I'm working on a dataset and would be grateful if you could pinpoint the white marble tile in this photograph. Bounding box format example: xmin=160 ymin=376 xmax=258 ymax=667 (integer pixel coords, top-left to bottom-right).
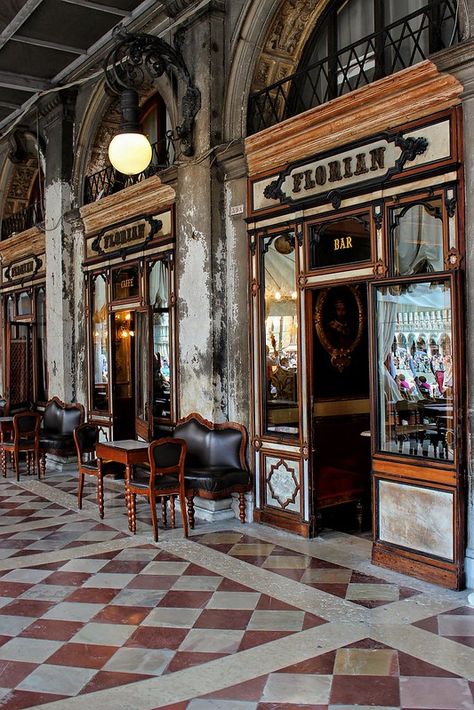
xmin=70 ymin=622 xmax=136 ymax=646
xmin=143 ymin=607 xmax=203 ymax=628
xmin=188 ymin=702 xmax=257 ymax=710
xmin=262 ymin=673 xmax=332 ymax=704
xmin=19 ymin=584 xmax=74 ymax=602
xmin=438 ymin=615 xmax=474 ymax=637
xmin=141 ymin=561 xmax=189 ymax=575
xmin=346 ymin=583 xmax=399 ymax=601
xmin=59 ymin=558 xmax=109 ymax=573
xmin=1 ymin=568 xmax=52 ymax=583
xmin=207 ymin=592 xmax=260 ymax=610
xmin=171 ymin=575 xmax=222 ymax=591
xmin=110 ymin=588 xmax=166 ymax=607
xmin=103 ymin=647 xmax=174 ymax=675
xmin=0 ymin=615 xmax=34 ymax=636
xmin=179 ymin=629 xmax=244 ymax=653
xmin=0 ymin=637 xmax=62 ymax=663
xmin=262 ymin=555 xmax=311 ymax=569
xmin=82 ymin=572 xmax=135 ymax=588
xmin=17 ymin=664 xmax=96 ymax=696
xmin=42 ymin=602 xmax=105 ymax=622
xmin=248 ymin=610 xmax=305 ymax=631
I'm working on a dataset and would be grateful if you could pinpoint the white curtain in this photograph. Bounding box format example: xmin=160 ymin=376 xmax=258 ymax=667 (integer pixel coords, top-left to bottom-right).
xmin=395 ymin=204 xmax=443 ymax=275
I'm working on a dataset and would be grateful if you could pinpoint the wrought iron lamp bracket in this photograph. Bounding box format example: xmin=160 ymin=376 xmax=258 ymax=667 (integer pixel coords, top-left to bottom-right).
xmin=103 ymin=25 xmax=201 ymax=157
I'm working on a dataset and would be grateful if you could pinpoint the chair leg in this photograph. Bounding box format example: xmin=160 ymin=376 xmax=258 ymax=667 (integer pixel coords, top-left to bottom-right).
xmin=150 ymin=494 xmax=159 ymax=542
xmin=186 ymin=495 xmax=195 ymax=530
xmin=170 ymin=496 xmax=176 ymax=529
xmin=97 ymin=474 xmax=104 ymax=519
xmin=26 ymin=452 xmax=31 ymax=476
xmin=161 ymin=497 xmax=167 ymax=527
xmin=40 ymin=453 xmax=46 ymax=478
xmin=179 ymin=492 xmax=189 ymax=538
xmin=1 ymin=447 xmax=6 ymax=478
xmin=35 ymin=450 xmax=41 ymax=479
xmin=131 ymin=493 xmax=137 ymax=534
xmin=77 ymin=472 xmax=84 ymax=510
xmin=14 ymin=451 xmax=20 ymax=481
xmin=126 ymin=489 xmax=133 ymax=533
xmin=238 ymin=492 xmax=246 ymax=524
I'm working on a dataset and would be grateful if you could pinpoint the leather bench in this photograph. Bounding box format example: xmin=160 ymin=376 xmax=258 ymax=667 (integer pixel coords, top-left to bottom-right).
xmin=39 ymin=397 xmax=85 ymax=476
xmin=173 ymin=412 xmax=251 ymax=528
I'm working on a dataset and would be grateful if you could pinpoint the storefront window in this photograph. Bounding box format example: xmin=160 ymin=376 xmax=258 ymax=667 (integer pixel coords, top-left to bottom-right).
xmin=262 ymin=233 xmax=299 ymax=435
xmin=36 ymin=289 xmax=47 ymax=402
xmin=309 ymin=213 xmax=371 ymax=269
xmin=111 ymin=264 xmax=139 ymax=301
xmin=91 ymin=274 xmax=108 ymax=411
xmin=375 ymin=279 xmax=454 ymax=460
xmin=17 ymin=291 xmax=32 ymax=317
xmin=391 ymin=197 xmax=444 ymax=276
xmin=149 ymin=260 xmax=171 ymax=420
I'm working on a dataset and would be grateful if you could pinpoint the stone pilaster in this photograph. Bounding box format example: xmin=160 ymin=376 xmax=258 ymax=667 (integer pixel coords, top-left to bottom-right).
xmin=40 ymin=89 xmax=80 ymax=403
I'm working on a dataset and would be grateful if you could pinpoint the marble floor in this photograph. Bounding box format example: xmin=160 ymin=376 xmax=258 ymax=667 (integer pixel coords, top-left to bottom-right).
xmin=0 ymin=467 xmax=473 ymax=709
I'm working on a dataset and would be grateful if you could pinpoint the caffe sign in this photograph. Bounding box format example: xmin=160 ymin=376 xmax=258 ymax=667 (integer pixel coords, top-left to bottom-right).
xmin=4 ymin=255 xmax=42 ymax=283
xmin=91 ymin=215 xmax=162 ymax=258
xmin=255 ymin=133 xmax=429 ymax=210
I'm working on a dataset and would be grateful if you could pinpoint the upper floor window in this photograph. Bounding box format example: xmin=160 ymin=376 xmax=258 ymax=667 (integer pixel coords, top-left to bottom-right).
xmin=248 ymin=0 xmax=459 ymax=134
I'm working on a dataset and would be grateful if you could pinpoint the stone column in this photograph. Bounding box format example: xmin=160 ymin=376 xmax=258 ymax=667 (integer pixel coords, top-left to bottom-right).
xmin=40 ymin=89 xmax=80 ymax=404
xmin=436 ymin=40 xmax=474 ymax=591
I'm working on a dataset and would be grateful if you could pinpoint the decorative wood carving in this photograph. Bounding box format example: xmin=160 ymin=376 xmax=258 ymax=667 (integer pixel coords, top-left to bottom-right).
xmin=251 ymin=279 xmax=260 ymax=297
xmin=374 ymin=259 xmax=388 ymax=278
xmin=245 ymin=61 xmax=462 ymax=177
xmin=445 ymin=247 xmax=461 ymax=269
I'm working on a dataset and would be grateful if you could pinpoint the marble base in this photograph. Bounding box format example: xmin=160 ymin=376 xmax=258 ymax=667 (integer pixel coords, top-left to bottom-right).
xmin=192 ymin=496 xmax=236 ymax=523
xmin=465 ymin=547 xmax=474 ymax=593
xmin=44 ymin=455 xmax=77 ymax=472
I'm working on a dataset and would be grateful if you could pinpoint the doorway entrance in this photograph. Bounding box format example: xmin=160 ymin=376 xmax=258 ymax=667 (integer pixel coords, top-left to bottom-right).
xmin=111 ymin=310 xmax=135 ymax=439
xmin=311 ymin=282 xmax=371 ymax=534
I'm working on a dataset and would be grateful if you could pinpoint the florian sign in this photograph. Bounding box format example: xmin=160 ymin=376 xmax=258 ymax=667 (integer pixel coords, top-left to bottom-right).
xmin=255 ymin=132 xmax=429 ymax=211
xmin=4 ymin=255 xmax=43 ymax=283
xmin=91 ymin=215 xmax=163 ymax=259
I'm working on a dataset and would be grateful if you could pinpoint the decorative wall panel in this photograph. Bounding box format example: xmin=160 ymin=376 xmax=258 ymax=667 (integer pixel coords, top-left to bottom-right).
xmin=265 ymin=455 xmax=301 ymax=512
xmin=378 ymin=479 xmax=454 ymax=561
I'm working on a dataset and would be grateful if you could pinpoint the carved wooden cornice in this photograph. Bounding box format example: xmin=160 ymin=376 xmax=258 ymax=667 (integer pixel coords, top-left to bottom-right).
xmin=245 ymin=61 xmax=463 ymax=177
xmin=0 ymin=226 xmax=45 ymax=264
xmin=79 ymin=175 xmax=176 ymax=235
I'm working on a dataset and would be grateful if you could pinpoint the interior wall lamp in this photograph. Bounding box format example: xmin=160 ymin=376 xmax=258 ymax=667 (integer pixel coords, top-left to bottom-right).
xmin=103 ymin=25 xmax=201 ymax=175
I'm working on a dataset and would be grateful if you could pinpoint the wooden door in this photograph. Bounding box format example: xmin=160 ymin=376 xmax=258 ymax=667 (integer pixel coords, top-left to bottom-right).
xmin=134 ymin=307 xmax=153 ymax=440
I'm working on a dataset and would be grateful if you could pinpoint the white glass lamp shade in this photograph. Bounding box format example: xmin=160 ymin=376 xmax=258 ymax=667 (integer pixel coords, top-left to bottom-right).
xmin=108 ymin=132 xmax=152 ymax=175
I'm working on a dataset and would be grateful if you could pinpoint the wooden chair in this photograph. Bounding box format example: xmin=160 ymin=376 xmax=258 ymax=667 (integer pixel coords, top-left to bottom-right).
xmin=73 ymin=423 xmax=119 ymax=519
xmin=127 ymin=437 xmax=188 ymax=542
xmin=1 ymin=412 xmax=41 ymax=480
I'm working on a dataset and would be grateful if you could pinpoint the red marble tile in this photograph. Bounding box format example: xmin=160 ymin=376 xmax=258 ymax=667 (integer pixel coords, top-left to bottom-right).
xmin=202 ymin=675 xmax=268 ymax=701
xmin=164 ymin=651 xmax=226 ymax=673
xmin=0 ymin=690 xmax=67 ymax=709
xmin=350 ymin=571 xmax=387 ymax=584
xmin=64 ymin=587 xmax=119 ymax=603
xmin=310 ymin=583 xmax=348 ymax=599
xmin=413 ymin=616 xmax=439 ymax=634
xmin=1 ymin=599 xmax=54 ymax=617
xmin=444 ymin=636 xmax=474 ymax=648
xmin=99 ymin=560 xmax=149 ymax=574
xmin=271 ymin=568 xmax=305 ymax=581
xmin=303 ymin=612 xmax=328 ymax=630
xmin=238 ymin=630 xmax=293 ymax=651
xmin=344 ymin=638 xmax=392 ymax=650
xmin=230 ymin=554 xmax=268 ymax=566
xmin=154 ymin=703 xmax=188 ymax=710
xmin=47 ymin=642 xmax=117 ymax=669
xmin=0 ymin=581 xmax=31 ymax=597
xmin=307 ymin=558 xmax=346 ymax=570
xmin=256 ymin=595 xmax=297 ymax=611
xmin=0 ymin=660 xmax=38 ymax=687
xmin=194 ymin=608 xmax=253 ymax=630
xmin=91 ymin=604 xmax=150 ymax=625
xmin=154 ymin=551 xmax=186 ymax=562
xmin=42 ymin=571 xmax=92 ymax=586
xmin=280 ymin=650 xmax=337 ymax=674
xmin=0 ymin=539 xmax=32 ymax=549
xmin=330 ymin=675 xmax=400 ymax=706
xmin=398 ymin=587 xmax=421 ymax=600
xmin=257 ymin=704 xmax=327 ymax=710
xmin=32 ymin=561 xmax=65 ymax=571
xmin=443 ymin=606 xmax=474 ymax=616
xmin=125 ymin=626 xmax=188 ymax=650
xmin=158 ymin=590 xmax=213 ymax=608
xmin=183 ymin=564 xmax=219 ymax=576
xmin=80 ymin=670 xmax=153 ymax=694
xmin=127 ymin=574 xmax=179 ymax=590
xmin=397 ymin=650 xmax=460 ymax=677
xmin=19 ymin=619 xmax=83 ymax=641
xmin=217 ymin=578 xmax=256 ymax=593
xmin=0 ymin=635 xmax=10 ymax=647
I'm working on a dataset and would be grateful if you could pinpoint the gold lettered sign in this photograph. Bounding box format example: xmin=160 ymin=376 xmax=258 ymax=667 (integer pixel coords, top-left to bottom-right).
xmin=91 ymin=215 xmax=162 ymax=258
xmin=4 ymin=255 xmax=42 ymax=283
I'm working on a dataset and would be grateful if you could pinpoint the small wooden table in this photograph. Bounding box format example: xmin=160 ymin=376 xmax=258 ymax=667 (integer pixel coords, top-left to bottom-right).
xmin=95 ymin=439 xmax=149 ymax=489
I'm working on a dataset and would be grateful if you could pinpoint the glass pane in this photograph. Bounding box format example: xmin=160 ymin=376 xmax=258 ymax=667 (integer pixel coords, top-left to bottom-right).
xmin=92 ymin=275 xmax=108 ymax=411
xmin=149 ymin=260 xmax=169 ymax=309
xmin=384 ymin=0 xmax=429 ymax=73
xmin=337 ymin=0 xmax=375 ymax=95
xmin=392 ymin=198 xmax=444 ymax=276
xmin=111 ymin=265 xmax=139 ymax=301
xmin=36 ymin=289 xmax=47 ymax=401
xmin=135 ymin=312 xmax=149 ymax=422
xmin=17 ymin=291 xmax=32 ymax=316
xmin=153 ymin=312 xmax=171 ymax=419
xmin=263 ymin=233 xmax=299 ymax=435
xmin=376 ymin=280 xmax=454 ymax=461
xmin=310 ymin=214 xmax=371 ymax=269
xmin=6 ymin=296 xmax=15 ymax=322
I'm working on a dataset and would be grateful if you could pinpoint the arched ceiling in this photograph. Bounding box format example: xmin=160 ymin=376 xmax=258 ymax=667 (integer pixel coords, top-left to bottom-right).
xmin=250 ymin=0 xmax=330 ymax=93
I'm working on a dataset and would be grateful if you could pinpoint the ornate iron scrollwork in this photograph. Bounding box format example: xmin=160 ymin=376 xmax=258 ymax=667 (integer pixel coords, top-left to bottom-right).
xmin=103 ymin=26 xmax=201 ymax=157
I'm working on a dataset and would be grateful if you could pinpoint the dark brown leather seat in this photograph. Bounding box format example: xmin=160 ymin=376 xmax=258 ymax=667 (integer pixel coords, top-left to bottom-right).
xmin=174 ymin=413 xmax=251 ymax=528
xmin=39 ymin=397 xmax=85 ymax=475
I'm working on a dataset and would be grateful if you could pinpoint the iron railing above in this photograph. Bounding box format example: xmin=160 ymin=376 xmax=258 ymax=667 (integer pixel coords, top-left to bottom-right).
xmin=248 ymin=0 xmax=459 ymax=135
xmin=84 ymin=135 xmax=175 ymax=205
xmin=1 ymin=200 xmax=44 ymax=241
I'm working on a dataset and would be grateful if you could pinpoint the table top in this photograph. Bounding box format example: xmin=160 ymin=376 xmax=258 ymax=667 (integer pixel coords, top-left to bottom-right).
xmin=97 ymin=439 xmax=148 ymax=452
xmin=0 ymin=416 xmax=14 ymax=423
